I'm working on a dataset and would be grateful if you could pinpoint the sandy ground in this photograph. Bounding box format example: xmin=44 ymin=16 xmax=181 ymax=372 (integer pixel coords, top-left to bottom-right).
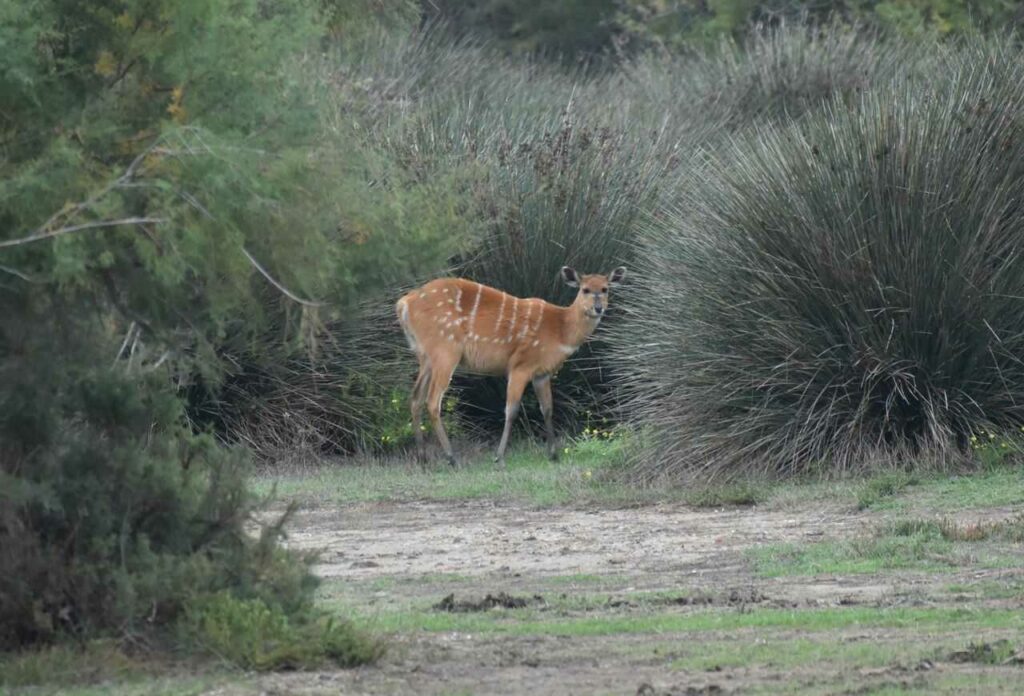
xmin=221 ymin=500 xmax=1022 ymax=695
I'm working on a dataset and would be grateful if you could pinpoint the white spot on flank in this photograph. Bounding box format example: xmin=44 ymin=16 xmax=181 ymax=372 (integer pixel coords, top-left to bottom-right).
xmin=419 ymin=293 xmax=426 ymax=299
xmin=454 ymin=287 xmax=463 ymax=312
xmin=431 ymin=289 xmax=437 ymax=294
xmin=531 ymin=339 xmax=539 ymax=347
xmin=436 ymin=301 xmax=444 ymax=307
xmin=442 ymin=287 xmax=449 ymax=293
xmin=447 ymin=334 xmax=454 ymax=341
xmin=558 ymin=344 xmax=575 ymax=354
xmin=533 ymin=302 xmax=545 ymax=333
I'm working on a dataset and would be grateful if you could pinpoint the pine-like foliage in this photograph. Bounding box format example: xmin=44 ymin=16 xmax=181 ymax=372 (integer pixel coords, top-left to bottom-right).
xmin=0 ymin=0 xmax=385 ymax=655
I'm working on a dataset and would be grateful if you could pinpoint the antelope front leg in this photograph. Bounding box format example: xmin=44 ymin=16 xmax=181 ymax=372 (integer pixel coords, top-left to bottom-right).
xmin=532 ymin=374 xmax=558 ymax=461
xmin=425 ymin=354 xmax=459 ymax=466
xmin=495 ymin=370 xmax=531 ymax=466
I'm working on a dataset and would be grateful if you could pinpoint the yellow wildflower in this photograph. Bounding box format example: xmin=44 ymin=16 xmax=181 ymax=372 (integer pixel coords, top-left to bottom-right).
xmin=167 ymin=86 xmax=187 ymax=123
xmin=114 ymin=12 xmax=134 ymax=30
xmin=94 ymin=50 xmax=117 ymax=77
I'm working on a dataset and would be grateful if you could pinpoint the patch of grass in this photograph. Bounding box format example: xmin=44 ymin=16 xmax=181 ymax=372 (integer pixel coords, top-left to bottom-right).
xmin=750 ymin=517 xmax=1023 ymax=577
xmin=8 ymin=676 xmax=237 ymax=696
xmin=181 ymin=592 xmax=382 ymax=671
xmin=889 ymin=515 xmax=1024 ymax=543
xmin=352 ymin=572 xmax=477 ymax=592
xmin=856 ymin=471 xmax=919 ymax=510
xmin=341 ymin=600 xmax=1023 ymax=637
xmin=948 ymin=639 xmax=1019 ymax=665
xmin=894 ymin=672 xmax=1024 ymax=695
xmin=772 ymin=664 xmax=1024 ymax=696
xmin=544 ymin=573 xmax=610 ymax=586
xmin=684 ymin=480 xmax=771 ymax=507
xmin=0 ymin=640 xmax=149 ymax=690
xmin=253 ymin=438 xmax=673 ymax=507
xmin=761 ymin=465 xmax=1024 ymax=515
xmin=670 ymin=635 xmax=921 ymax=671
xmin=946 ymin=579 xmax=1024 ymax=600
xmin=256 ymin=435 xmax=1024 ymax=517
xmin=751 ymin=537 xmax=949 ymax=577
xmin=907 ymin=468 xmax=1024 ymax=513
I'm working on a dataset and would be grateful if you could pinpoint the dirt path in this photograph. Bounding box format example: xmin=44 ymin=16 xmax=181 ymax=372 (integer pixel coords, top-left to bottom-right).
xmin=230 ymin=500 xmax=1022 ymax=695
xmin=294 ymin=500 xmax=855 ymax=581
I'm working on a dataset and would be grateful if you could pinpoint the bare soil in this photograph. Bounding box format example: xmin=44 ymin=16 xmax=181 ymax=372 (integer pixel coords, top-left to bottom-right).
xmin=229 ymin=500 xmax=1023 ymax=695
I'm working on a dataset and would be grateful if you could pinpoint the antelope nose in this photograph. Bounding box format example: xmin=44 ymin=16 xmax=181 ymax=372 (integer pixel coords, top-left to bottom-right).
xmin=594 ymin=304 xmax=603 ymax=315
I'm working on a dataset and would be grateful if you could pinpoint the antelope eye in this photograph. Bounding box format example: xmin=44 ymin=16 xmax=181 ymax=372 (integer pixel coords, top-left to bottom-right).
xmin=601 ymin=288 xmax=608 ymax=294
xmin=582 ymin=288 xmax=591 ymax=294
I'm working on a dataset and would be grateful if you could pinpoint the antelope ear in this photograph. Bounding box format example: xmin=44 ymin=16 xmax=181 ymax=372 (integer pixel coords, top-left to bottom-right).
xmin=561 ymin=266 xmax=580 ymax=288
xmin=608 ymin=266 xmax=627 ymax=285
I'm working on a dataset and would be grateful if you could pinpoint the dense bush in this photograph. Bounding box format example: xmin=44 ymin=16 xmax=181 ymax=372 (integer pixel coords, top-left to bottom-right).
xmin=0 ymin=304 xmax=314 ymax=648
xmin=0 ymin=0 xmax=390 ymax=657
xmin=614 ymin=39 xmax=1024 ymax=482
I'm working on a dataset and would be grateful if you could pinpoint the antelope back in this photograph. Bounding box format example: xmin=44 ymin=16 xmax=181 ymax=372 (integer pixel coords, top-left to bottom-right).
xmin=398 ymin=278 xmax=565 ymax=375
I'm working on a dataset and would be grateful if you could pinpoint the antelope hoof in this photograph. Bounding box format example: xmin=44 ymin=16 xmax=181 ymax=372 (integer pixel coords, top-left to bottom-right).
xmin=549 ymin=448 xmax=560 ymax=462
xmin=494 ymin=454 xmax=506 ymax=467
xmin=445 ymin=453 xmax=457 ymax=467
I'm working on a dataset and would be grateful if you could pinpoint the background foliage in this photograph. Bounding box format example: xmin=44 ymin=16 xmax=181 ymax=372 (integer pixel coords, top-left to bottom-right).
xmin=424 ymin=0 xmax=1024 ymax=59
xmin=4 ymin=0 xmax=1024 ymax=656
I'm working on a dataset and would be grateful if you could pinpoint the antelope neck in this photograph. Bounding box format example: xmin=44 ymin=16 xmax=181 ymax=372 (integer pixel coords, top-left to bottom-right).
xmin=561 ymin=298 xmax=601 ymax=348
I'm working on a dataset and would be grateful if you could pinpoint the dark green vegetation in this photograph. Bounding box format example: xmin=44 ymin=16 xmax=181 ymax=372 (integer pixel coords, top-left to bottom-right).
xmin=427 ymin=0 xmax=1024 ymax=59
xmin=0 ymin=0 xmax=397 ymax=667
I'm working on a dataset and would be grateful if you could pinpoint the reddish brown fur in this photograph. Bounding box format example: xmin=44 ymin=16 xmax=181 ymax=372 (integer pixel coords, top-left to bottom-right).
xmin=396 ymin=266 xmax=625 ymax=465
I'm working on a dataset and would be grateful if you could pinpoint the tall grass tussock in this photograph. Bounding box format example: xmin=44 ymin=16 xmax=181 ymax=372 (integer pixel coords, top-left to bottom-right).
xmin=614 ymin=38 xmax=1024 ymax=482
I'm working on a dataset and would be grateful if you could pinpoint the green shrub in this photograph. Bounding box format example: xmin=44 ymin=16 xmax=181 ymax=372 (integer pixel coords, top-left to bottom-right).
xmin=0 ymin=312 xmax=316 ymax=648
xmin=0 ymin=1 xmax=382 ymax=655
xmin=182 ymin=592 xmax=381 ymax=671
xmin=614 ymin=37 xmax=1024 ymax=481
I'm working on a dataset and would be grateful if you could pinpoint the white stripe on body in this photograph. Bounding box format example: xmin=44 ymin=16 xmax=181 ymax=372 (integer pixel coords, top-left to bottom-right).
xmin=518 ymin=300 xmax=534 ymax=338
xmin=506 ymin=298 xmax=518 ymax=343
xmin=467 ymin=284 xmax=483 ymax=338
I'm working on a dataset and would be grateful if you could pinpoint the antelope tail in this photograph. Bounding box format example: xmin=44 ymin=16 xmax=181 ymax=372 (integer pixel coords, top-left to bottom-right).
xmin=396 ymin=297 xmax=418 ymax=352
